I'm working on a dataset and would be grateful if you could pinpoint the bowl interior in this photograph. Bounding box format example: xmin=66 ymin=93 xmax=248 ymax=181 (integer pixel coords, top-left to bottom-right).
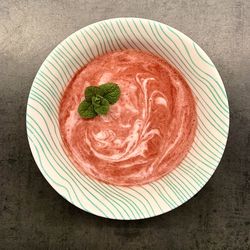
xmin=27 ymin=18 xmax=229 ymax=220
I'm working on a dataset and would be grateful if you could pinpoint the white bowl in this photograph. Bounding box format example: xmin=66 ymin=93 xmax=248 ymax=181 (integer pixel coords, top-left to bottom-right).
xmin=27 ymin=18 xmax=229 ymax=220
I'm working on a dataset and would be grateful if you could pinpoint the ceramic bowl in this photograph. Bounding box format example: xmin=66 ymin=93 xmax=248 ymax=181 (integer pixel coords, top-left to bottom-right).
xmin=27 ymin=18 xmax=229 ymax=220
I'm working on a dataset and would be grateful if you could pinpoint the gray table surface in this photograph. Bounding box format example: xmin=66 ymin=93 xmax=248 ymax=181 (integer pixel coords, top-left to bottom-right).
xmin=1 ymin=0 xmax=250 ymax=249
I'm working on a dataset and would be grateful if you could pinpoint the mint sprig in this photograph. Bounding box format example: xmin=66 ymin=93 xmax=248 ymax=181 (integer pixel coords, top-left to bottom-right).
xmin=92 ymin=95 xmax=109 ymax=115
xmin=78 ymin=82 xmax=120 ymax=119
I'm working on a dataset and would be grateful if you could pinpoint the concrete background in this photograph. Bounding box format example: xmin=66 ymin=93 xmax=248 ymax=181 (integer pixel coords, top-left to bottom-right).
xmin=0 ymin=0 xmax=249 ymax=249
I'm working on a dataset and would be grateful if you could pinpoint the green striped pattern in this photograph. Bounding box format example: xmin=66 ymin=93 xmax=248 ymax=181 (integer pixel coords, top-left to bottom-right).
xmin=26 ymin=18 xmax=229 ymax=220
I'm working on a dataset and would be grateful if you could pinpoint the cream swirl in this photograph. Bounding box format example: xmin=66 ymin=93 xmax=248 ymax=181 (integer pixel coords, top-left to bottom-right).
xmin=59 ymin=49 xmax=197 ymax=186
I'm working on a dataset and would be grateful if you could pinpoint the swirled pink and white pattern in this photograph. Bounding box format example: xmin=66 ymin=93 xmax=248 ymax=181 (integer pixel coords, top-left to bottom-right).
xmin=59 ymin=49 xmax=197 ymax=186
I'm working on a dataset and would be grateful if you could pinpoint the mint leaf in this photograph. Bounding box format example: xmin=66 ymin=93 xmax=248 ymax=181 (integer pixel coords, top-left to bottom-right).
xmin=77 ymin=82 xmax=120 ymax=119
xmin=78 ymin=100 xmax=97 ymax=118
xmin=98 ymin=83 xmax=120 ymax=104
xmin=85 ymin=86 xmax=103 ymax=102
xmin=92 ymin=95 xmax=110 ymax=115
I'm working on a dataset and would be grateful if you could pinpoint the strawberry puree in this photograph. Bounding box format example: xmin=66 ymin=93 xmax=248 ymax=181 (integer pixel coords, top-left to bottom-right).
xmin=59 ymin=49 xmax=197 ymax=186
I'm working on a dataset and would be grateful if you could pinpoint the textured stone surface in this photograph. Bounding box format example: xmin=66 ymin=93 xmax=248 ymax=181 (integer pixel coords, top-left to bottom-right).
xmin=0 ymin=0 xmax=249 ymax=249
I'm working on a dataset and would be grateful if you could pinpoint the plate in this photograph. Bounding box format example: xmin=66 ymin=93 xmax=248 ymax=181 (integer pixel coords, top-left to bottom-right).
xmin=26 ymin=18 xmax=229 ymax=220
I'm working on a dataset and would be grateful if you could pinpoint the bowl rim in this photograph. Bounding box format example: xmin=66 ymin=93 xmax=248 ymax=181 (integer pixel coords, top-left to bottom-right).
xmin=26 ymin=17 xmax=230 ymax=220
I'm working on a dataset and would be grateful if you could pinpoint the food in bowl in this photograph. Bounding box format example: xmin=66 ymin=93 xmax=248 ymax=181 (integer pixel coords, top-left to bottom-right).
xmin=59 ymin=49 xmax=197 ymax=186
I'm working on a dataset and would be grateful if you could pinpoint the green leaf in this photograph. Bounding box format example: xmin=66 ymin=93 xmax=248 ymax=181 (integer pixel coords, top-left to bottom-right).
xmin=92 ymin=95 xmax=110 ymax=115
xmin=85 ymin=86 xmax=103 ymax=102
xmin=98 ymin=83 xmax=121 ymax=104
xmin=77 ymin=82 xmax=120 ymax=119
xmin=78 ymin=100 xmax=97 ymax=118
